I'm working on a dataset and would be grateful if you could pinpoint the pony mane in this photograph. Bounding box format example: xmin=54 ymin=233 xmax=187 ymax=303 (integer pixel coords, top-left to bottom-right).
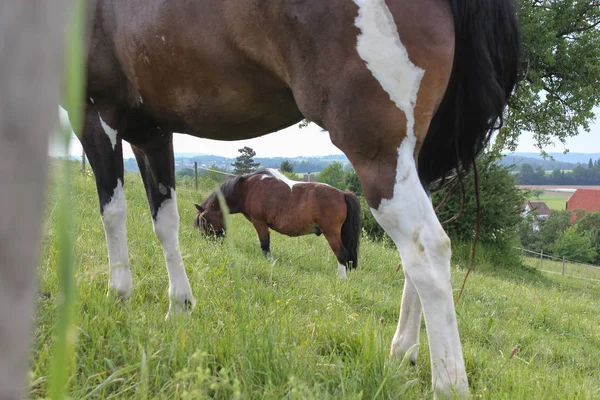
xmin=207 ymin=169 xmax=273 ymax=205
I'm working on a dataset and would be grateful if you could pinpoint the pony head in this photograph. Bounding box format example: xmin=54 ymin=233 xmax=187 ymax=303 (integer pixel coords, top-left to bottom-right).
xmin=193 ymin=198 xmax=225 ymax=237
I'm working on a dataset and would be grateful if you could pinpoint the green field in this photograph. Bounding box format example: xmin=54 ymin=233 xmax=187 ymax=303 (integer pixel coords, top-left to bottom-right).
xmin=33 ymin=169 xmax=600 ymax=399
xmin=529 ymin=193 xmax=570 ymax=210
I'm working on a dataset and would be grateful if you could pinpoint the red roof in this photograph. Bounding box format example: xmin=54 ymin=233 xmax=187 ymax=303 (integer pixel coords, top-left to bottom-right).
xmin=302 ymin=175 xmax=316 ymax=182
xmin=566 ymin=189 xmax=600 ymax=222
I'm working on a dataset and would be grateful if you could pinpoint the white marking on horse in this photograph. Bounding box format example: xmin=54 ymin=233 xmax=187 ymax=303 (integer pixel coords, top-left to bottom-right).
xmin=337 ymin=262 xmax=348 ymax=279
xmin=265 ymin=168 xmax=299 ymax=189
xmin=89 ymin=97 xmax=95 ymax=104
xmin=353 ymin=0 xmax=468 ymax=397
xmin=353 ymin=0 xmax=424 ymax=135
xmin=101 ymin=179 xmax=133 ymax=298
xmin=153 ymin=188 xmax=196 ymax=316
xmin=98 ymin=113 xmax=117 ymax=150
xmin=161 ymin=36 xmax=166 ymax=44
xmin=265 ymin=168 xmax=330 ymax=190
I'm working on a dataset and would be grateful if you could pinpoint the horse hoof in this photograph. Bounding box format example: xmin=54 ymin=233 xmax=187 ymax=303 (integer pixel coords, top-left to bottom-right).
xmin=165 ymin=295 xmax=196 ymax=320
xmin=390 ymin=342 xmax=419 ymax=366
xmin=107 ymin=266 xmax=133 ymax=299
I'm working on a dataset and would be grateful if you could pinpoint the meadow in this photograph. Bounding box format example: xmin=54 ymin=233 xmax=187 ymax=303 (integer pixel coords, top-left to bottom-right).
xmin=530 ymin=193 xmax=570 ymax=210
xmin=33 ymin=167 xmax=600 ymax=399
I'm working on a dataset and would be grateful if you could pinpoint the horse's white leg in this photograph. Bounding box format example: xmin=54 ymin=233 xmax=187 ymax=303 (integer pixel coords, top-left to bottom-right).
xmin=390 ymin=274 xmax=422 ymax=363
xmin=369 ymin=140 xmax=467 ymax=397
xmin=153 ymin=189 xmax=196 ymax=316
xmin=101 ymin=179 xmax=133 ymax=298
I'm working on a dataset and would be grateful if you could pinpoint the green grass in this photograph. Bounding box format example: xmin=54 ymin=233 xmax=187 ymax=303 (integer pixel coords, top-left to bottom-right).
xmin=33 ymin=168 xmax=600 ymax=399
xmin=523 ymin=255 xmax=600 ymax=282
xmin=529 ymin=193 xmax=570 ymax=210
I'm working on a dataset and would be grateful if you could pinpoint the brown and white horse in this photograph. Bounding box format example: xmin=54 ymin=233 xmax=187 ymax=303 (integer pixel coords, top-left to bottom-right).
xmin=73 ymin=0 xmax=519 ymax=396
xmin=194 ymin=169 xmax=362 ymax=277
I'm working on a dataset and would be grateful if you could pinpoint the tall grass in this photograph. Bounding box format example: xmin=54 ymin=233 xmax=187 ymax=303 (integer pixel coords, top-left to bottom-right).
xmin=51 ymin=0 xmax=86 ymax=398
xmin=34 ymin=168 xmax=600 ymax=399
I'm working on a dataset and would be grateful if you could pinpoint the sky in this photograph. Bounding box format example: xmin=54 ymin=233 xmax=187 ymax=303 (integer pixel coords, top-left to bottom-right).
xmin=52 ymin=106 xmax=599 ymax=159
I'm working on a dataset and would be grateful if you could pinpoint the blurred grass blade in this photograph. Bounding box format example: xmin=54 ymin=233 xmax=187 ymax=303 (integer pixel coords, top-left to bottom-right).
xmin=50 ymin=0 xmax=87 ymax=398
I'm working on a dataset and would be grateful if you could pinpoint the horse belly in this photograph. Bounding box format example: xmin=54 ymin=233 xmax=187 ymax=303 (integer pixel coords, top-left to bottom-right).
xmin=107 ymin=1 xmax=303 ymax=139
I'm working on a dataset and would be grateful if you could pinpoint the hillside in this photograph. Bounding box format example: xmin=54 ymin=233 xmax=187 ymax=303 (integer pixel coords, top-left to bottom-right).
xmin=33 ymin=169 xmax=600 ymax=398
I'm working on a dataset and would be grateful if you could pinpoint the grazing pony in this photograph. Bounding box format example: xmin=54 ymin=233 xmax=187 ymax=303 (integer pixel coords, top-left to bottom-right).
xmin=74 ymin=0 xmax=520 ymax=396
xmin=194 ymin=169 xmax=362 ymax=278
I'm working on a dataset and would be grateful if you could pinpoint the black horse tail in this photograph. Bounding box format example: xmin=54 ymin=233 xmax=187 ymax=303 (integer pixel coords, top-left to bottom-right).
xmin=418 ymin=0 xmax=520 ymax=188
xmin=341 ymin=191 xmax=362 ymax=270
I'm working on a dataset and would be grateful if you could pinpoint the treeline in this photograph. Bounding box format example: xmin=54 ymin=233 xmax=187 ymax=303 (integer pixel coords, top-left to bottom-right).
xmin=501 ymin=155 xmax=576 ymax=171
xmin=516 ymin=158 xmax=600 ymax=185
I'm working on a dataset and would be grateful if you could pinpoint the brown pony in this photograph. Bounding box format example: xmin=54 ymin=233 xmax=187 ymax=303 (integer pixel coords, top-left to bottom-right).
xmin=74 ymin=0 xmax=520 ymax=396
xmin=194 ymin=169 xmax=362 ymax=278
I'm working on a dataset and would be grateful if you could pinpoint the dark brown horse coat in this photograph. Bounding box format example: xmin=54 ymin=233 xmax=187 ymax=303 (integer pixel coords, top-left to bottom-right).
xmin=195 ymin=169 xmax=361 ymax=275
xmin=75 ymin=0 xmax=519 ymax=396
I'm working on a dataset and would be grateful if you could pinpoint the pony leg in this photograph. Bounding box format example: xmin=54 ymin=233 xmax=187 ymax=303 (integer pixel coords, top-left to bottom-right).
xmin=251 ymin=221 xmax=271 ymax=255
xmin=391 ymin=274 xmax=422 ymax=364
xmin=322 ymin=231 xmax=348 ymax=279
xmin=79 ymin=105 xmax=132 ymax=299
xmin=132 ymin=140 xmax=195 ymax=317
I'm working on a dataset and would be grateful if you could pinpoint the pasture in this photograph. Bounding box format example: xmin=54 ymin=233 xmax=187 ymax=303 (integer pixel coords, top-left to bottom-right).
xmin=32 ymin=166 xmax=600 ymax=398
xmin=529 ymin=192 xmax=570 ymax=210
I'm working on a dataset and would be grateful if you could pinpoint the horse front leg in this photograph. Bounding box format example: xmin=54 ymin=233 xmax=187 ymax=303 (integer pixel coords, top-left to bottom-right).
xmin=80 ymin=104 xmax=133 ymax=299
xmin=251 ymin=220 xmax=271 ymax=255
xmin=132 ymin=139 xmax=195 ymax=317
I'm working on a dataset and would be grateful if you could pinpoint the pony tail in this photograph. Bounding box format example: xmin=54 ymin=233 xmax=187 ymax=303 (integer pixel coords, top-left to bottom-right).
xmin=341 ymin=192 xmax=362 ymax=269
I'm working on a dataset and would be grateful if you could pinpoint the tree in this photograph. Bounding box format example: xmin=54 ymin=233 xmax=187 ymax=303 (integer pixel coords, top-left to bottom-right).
xmin=432 ymin=153 xmax=526 ymax=249
xmin=317 ymin=161 xmax=345 ymax=189
xmin=345 ymin=169 xmax=363 ymax=196
xmin=279 ymin=160 xmax=294 ymax=173
xmin=536 ymin=210 xmax=573 ymax=253
xmin=574 ymin=212 xmax=600 ymax=263
xmin=495 ymin=0 xmax=600 ymax=154
xmin=202 ymin=164 xmax=231 ymax=183
xmin=232 ymin=146 xmax=260 ymax=175
xmin=532 ymin=189 xmax=544 ymax=200
xmin=553 ymin=226 xmax=597 ymax=264
xmin=176 ymin=168 xmax=195 ymax=178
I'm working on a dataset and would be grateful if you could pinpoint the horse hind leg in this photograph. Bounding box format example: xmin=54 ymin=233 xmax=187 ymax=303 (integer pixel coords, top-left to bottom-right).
xmin=79 ymin=104 xmax=133 ymax=299
xmin=132 ymin=138 xmax=195 ymax=317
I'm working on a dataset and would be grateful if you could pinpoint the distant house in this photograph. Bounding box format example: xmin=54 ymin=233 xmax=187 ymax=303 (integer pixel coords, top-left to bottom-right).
xmin=523 ymin=200 xmax=551 ymax=231
xmin=566 ymin=189 xmax=600 ymax=222
xmin=524 ymin=200 xmax=550 ymax=219
xmin=302 ymin=174 xmax=316 ymax=183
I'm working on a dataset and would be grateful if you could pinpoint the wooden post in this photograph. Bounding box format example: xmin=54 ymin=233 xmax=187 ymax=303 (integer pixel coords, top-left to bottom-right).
xmin=540 ymin=250 xmax=543 ymax=267
xmin=562 ymin=256 xmax=565 ymax=276
xmin=194 ymin=161 xmax=198 ymax=191
xmin=81 ymin=147 xmax=86 ymax=175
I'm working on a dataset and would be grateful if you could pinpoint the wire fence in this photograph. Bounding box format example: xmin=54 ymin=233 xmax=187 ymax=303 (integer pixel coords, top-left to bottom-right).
xmin=516 ymin=247 xmax=600 ymax=283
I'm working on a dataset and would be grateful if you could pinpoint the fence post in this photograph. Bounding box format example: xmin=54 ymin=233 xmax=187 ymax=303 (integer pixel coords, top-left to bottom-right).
xmin=194 ymin=162 xmax=198 ymax=191
xmin=562 ymin=256 xmax=565 ymax=276
xmin=540 ymin=250 xmax=543 ymax=267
